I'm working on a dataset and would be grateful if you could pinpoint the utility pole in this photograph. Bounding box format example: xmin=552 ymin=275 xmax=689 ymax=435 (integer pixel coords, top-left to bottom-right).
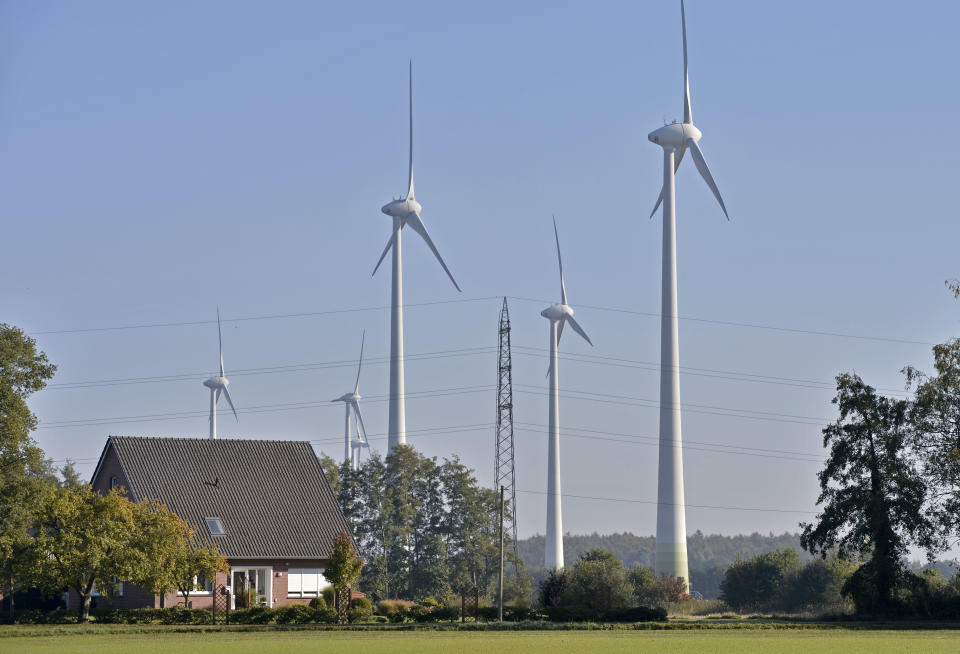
xmin=494 ymin=298 xmax=519 ymax=567
xmin=498 ymin=485 xmax=505 ymax=622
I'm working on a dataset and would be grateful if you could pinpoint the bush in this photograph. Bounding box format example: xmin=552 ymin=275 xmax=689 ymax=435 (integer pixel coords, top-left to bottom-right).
xmin=230 ymin=606 xmax=275 ymax=624
xmin=321 ymin=586 xmax=335 ymax=606
xmin=0 ymin=609 xmax=75 ymax=625
xmin=376 ymin=599 xmax=414 ymax=623
xmin=544 ymin=605 xmax=596 ymax=622
xmin=350 ymin=596 xmax=373 ymax=613
xmin=90 ymin=607 xmax=212 ymax=625
xmin=308 ymin=596 xmax=327 ymax=610
xmin=421 ymin=597 xmax=439 ymax=607
xmin=275 ymin=604 xmax=314 ymax=624
xmin=430 ymin=605 xmax=460 ymax=621
xmin=315 ymin=607 xmax=339 ymax=624
xmin=604 ymin=606 xmax=668 ymax=622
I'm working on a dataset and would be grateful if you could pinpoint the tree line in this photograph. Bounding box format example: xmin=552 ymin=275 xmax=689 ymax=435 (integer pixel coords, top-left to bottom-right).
xmin=320 ymin=446 xmax=530 ymax=604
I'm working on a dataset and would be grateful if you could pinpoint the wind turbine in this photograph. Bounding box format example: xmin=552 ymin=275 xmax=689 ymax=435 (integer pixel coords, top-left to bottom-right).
xmin=202 ymin=309 xmax=238 ymax=440
xmin=647 ymin=0 xmax=729 ymax=592
xmin=372 ymin=61 xmax=460 ymax=453
xmin=541 ymin=217 xmax=592 ymax=570
xmin=332 ymin=331 xmax=370 ymax=469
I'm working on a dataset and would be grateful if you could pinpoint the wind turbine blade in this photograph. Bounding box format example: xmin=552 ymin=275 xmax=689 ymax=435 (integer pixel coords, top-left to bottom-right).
xmin=687 ymin=139 xmax=729 ymax=219
xmin=221 ymin=385 xmax=238 ymax=422
xmin=407 ymin=60 xmax=414 ymax=199
xmin=371 ymin=232 xmax=396 ymax=276
xmin=556 ymin=318 xmax=565 ymax=345
xmin=351 ymin=400 xmax=368 ymax=444
xmin=405 ymin=212 xmax=461 ymax=291
xmin=354 ymin=329 xmax=365 ymax=394
xmin=682 ymin=0 xmax=692 ymax=124
xmin=553 ymin=216 xmax=566 ymax=305
xmin=648 ymin=148 xmax=686 ymax=218
xmin=217 ymin=307 xmax=224 ymax=377
xmin=565 ymin=315 xmax=593 ymax=346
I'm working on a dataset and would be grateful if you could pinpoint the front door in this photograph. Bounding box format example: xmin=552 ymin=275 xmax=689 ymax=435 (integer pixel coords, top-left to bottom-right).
xmin=231 ymin=567 xmax=271 ymax=608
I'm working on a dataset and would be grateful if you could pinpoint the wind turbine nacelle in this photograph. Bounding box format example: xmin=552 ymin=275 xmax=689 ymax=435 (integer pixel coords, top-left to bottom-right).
xmin=381 ymin=197 xmax=421 ymax=218
xmin=203 ymin=376 xmax=228 ymax=389
xmin=648 ymin=123 xmax=701 ymax=150
xmin=541 ymin=304 xmax=573 ymax=321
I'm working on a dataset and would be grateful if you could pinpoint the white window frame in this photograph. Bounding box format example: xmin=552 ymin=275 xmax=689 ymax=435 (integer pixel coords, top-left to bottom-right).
xmin=286 ymin=568 xmax=330 ymax=598
xmin=176 ymin=574 xmax=214 ymax=596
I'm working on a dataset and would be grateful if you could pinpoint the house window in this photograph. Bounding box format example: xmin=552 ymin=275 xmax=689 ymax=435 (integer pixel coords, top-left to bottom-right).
xmin=287 ymin=569 xmax=329 ymax=597
xmin=177 ymin=575 xmax=214 ymax=595
xmin=205 ymin=517 xmax=226 ymax=536
xmin=110 ymin=476 xmax=119 ymax=490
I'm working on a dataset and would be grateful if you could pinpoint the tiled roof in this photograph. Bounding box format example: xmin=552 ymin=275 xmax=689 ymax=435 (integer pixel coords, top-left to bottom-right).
xmin=102 ymin=436 xmax=349 ymax=559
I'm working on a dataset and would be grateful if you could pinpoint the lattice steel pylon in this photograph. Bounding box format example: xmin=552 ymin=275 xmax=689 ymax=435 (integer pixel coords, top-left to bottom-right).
xmin=495 ymin=297 xmax=518 ymax=565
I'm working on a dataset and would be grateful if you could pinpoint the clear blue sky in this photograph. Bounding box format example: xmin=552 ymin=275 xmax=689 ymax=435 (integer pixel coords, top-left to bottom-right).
xmin=2 ymin=1 xmax=959 ymax=545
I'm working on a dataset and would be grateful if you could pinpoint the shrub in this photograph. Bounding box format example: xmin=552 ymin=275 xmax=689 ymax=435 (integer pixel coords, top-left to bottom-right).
xmin=321 ymin=586 xmax=335 ymax=606
xmin=431 ymin=605 xmax=460 ymax=622
xmin=275 ymin=604 xmax=314 ymax=624
xmin=421 ymin=597 xmax=439 ymax=607
xmin=230 ymin=606 xmax=275 ymax=624
xmin=376 ymin=599 xmax=414 ymax=623
xmin=604 ymin=606 xmax=667 ymax=622
xmin=308 ymin=596 xmax=327 ymax=610
xmin=544 ymin=605 xmax=595 ymax=622
xmin=351 ymin=596 xmax=373 ymax=613
xmin=315 ymin=607 xmax=339 ymax=624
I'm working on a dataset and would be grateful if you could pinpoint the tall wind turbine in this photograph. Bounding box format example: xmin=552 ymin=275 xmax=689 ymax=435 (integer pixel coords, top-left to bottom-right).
xmin=202 ymin=309 xmax=238 ymax=440
xmin=541 ymin=217 xmax=593 ymax=570
xmin=373 ymin=61 xmax=461 ymax=453
xmin=332 ymin=331 xmax=369 ymax=469
xmin=647 ymin=0 xmax=729 ymax=592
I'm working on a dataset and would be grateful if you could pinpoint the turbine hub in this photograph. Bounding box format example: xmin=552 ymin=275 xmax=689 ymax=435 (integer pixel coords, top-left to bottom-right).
xmin=204 ymin=376 xmax=228 ymax=389
xmin=648 ymin=122 xmax=701 ymax=150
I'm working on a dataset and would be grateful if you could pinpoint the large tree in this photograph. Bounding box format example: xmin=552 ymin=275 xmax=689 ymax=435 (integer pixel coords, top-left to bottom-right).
xmin=0 ymin=324 xmax=57 ymax=612
xmin=566 ymin=549 xmax=633 ymax=618
xmin=31 ymin=485 xmax=208 ymax=621
xmin=905 ymin=337 xmax=960 ymax=548
xmin=801 ymin=373 xmax=932 ymax=613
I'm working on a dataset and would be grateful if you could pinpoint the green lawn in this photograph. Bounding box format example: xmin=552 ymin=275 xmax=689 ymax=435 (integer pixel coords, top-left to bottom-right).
xmin=2 ymin=629 xmax=959 ymax=654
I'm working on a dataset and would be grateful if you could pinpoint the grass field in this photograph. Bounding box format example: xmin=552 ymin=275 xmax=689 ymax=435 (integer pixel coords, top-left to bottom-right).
xmin=1 ymin=628 xmax=958 ymax=654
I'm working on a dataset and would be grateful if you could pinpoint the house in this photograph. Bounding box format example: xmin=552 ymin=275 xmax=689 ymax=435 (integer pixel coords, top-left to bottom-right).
xmin=79 ymin=436 xmax=352 ymax=610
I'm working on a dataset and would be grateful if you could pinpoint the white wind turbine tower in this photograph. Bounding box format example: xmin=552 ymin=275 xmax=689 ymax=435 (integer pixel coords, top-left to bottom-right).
xmin=202 ymin=309 xmax=238 ymax=440
xmin=647 ymin=0 xmax=729 ymax=592
xmin=373 ymin=61 xmax=461 ymax=453
xmin=541 ymin=218 xmax=593 ymax=570
xmin=332 ymin=331 xmax=370 ymax=470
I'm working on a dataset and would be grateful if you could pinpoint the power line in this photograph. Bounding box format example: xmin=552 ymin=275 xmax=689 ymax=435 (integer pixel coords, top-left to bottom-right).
xmin=47 ymin=346 xmax=495 ymax=390
xmin=507 ymin=296 xmax=936 ymax=346
xmin=29 ymin=295 xmax=936 ymax=346
xmin=32 ymin=297 xmax=502 ymax=335
xmin=516 ymin=489 xmax=817 ymax=515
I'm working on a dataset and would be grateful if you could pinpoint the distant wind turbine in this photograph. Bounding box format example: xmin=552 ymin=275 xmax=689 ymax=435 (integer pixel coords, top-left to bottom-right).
xmin=372 ymin=61 xmax=460 ymax=453
xmin=333 ymin=331 xmax=370 ymax=469
xmin=202 ymin=308 xmax=237 ymax=440
xmin=647 ymin=0 xmax=729 ymax=592
xmin=541 ymin=217 xmax=592 ymax=570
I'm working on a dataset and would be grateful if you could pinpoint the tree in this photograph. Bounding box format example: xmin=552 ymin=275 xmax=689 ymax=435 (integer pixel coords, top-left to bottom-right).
xmin=720 ymin=548 xmax=800 ymax=611
xmin=905 ymin=338 xmax=960 ymax=548
xmin=632 ymin=566 xmax=689 ymax=607
xmin=32 ymin=485 xmax=140 ymax=621
xmin=127 ymin=500 xmax=227 ymax=608
xmin=566 ymin=549 xmax=633 ymax=618
xmin=801 ymin=373 xmax=932 ymax=613
xmin=538 ymin=568 xmax=567 ymax=608
xmin=325 ymin=530 xmax=363 ymax=622
xmin=0 ymin=324 xmax=57 ymax=614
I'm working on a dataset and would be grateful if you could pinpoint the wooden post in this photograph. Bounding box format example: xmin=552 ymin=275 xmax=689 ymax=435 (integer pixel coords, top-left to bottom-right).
xmin=498 ymin=485 xmax=505 ymax=622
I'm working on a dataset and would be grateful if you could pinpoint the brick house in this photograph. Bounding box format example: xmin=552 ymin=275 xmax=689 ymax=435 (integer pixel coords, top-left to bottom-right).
xmin=75 ymin=436 xmax=353 ymax=610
